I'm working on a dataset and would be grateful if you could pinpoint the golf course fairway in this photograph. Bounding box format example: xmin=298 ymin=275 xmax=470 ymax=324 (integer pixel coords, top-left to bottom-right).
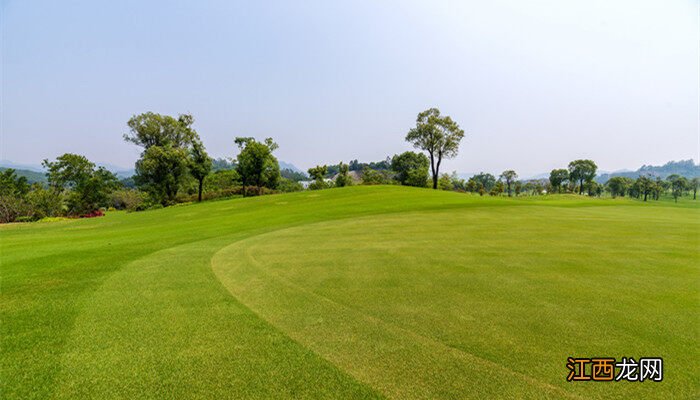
xmin=2 ymin=186 xmax=698 ymax=399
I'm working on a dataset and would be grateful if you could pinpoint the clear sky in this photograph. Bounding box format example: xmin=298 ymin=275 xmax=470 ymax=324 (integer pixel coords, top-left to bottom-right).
xmin=2 ymin=0 xmax=698 ymax=176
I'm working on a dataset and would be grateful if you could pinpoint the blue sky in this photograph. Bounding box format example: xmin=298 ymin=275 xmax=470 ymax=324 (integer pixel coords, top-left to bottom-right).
xmin=2 ymin=0 xmax=698 ymax=176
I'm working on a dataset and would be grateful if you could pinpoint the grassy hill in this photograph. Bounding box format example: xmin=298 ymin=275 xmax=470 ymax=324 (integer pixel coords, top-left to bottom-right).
xmin=2 ymin=186 xmax=698 ymax=399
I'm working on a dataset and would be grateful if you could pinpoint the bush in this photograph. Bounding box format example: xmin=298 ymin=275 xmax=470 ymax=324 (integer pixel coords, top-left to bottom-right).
xmin=0 ymin=195 xmax=27 ymax=223
xmin=26 ymin=188 xmax=64 ymax=220
xmin=110 ymin=189 xmax=146 ymax=211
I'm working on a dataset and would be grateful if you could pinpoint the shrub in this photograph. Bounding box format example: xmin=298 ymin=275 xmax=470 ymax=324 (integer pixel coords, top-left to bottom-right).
xmin=110 ymin=189 xmax=146 ymax=211
xmin=26 ymin=188 xmax=64 ymax=220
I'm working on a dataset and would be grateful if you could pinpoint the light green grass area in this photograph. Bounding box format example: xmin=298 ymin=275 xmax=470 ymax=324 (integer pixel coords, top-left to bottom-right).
xmin=2 ymin=186 xmax=698 ymax=399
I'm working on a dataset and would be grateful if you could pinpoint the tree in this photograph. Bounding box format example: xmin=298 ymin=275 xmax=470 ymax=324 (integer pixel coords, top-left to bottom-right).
xmin=188 ymin=139 xmax=212 ymax=202
xmin=391 ymin=151 xmax=429 ymax=187
xmin=691 ymin=177 xmax=699 ymax=200
xmin=335 ymin=161 xmax=352 ymax=187
xmin=405 ymin=108 xmax=465 ymax=189
xmin=470 ymin=173 xmax=496 ymax=192
xmin=124 ymin=112 xmax=199 ymax=204
xmin=490 ymin=181 xmax=505 ymax=196
xmin=606 ymin=176 xmax=632 ymax=198
xmin=668 ymin=175 xmax=688 ymax=203
xmin=235 ymin=137 xmax=280 ymax=195
xmin=437 ymin=173 xmax=452 ymax=191
xmin=499 ymin=170 xmax=518 ymax=197
xmin=0 ymin=169 xmax=30 ymax=197
xmin=568 ymin=160 xmax=598 ymax=195
xmin=548 ymin=169 xmax=569 ymax=193
xmin=43 ymin=153 xmax=118 ymax=215
xmin=307 ymin=165 xmax=328 ymax=190
xmin=633 ymin=175 xmax=654 ymax=201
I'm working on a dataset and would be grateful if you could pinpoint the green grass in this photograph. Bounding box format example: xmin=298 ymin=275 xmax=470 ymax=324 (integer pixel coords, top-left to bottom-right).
xmin=2 ymin=186 xmax=698 ymax=399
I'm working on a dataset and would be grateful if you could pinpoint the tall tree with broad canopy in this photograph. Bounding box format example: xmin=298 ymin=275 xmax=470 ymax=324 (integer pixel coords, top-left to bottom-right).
xmin=499 ymin=170 xmax=518 ymax=197
xmin=42 ymin=153 xmax=118 ymax=215
xmin=124 ymin=112 xmax=200 ymax=205
xmin=234 ymin=137 xmax=280 ymax=195
xmin=568 ymin=159 xmax=598 ymax=195
xmin=391 ymin=151 xmax=429 ymax=187
xmin=189 ymin=139 xmax=212 ymax=202
xmin=405 ymin=108 xmax=465 ymax=189
xmin=548 ymin=169 xmax=569 ymax=193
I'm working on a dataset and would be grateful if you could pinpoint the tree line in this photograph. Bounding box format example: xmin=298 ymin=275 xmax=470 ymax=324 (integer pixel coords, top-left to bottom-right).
xmin=1 ymin=108 xmax=697 ymax=223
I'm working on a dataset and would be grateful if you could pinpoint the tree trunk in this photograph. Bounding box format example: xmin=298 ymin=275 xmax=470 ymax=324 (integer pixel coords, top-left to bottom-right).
xmin=579 ymin=179 xmax=584 ymax=195
xmin=197 ymin=179 xmax=203 ymax=202
xmin=433 ymin=154 xmax=442 ymax=190
xmin=429 ymin=151 xmax=437 ymax=189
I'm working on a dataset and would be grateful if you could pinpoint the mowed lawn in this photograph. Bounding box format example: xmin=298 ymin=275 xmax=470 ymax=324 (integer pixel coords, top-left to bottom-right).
xmin=2 ymin=186 xmax=698 ymax=399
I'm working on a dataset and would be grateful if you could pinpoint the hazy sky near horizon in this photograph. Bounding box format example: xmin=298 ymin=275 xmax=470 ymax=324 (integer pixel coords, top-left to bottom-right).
xmin=2 ymin=0 xmax=698 ymax=176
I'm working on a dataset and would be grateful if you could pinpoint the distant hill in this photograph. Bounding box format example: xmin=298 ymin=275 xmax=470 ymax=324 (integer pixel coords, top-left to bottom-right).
xmin=279 ymin=161 xmax=303 ymax=173
xmin=596 ymin=160 xmax=700 ymax=183
xmin=0 ymin=167 xmax=47 ymax=184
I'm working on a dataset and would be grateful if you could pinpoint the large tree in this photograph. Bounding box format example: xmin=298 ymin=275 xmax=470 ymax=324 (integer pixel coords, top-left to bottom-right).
xmin=188 ymin=139 xmax=212 ymax=202
xmin=391 ymin=151 xmax=429 ymax=187
xmin=499 ymin=170 xmax=518 ymax=197
xmin=43 ymin=153 xmax=118 ymax=215
xmin=235 ymin=137 xmax=280 ymax=195
xmin=548 ymin=169 xmax=569 ymax=193
xmin=568 ymin=159 xmax=598 ymax=195
xmin=124 ymin=112 xmax=199 ymax=204
xmin=606 ymin=176 xmax=632 ymax=198
xmin=405 ymin=108 xmax=465 ymax=189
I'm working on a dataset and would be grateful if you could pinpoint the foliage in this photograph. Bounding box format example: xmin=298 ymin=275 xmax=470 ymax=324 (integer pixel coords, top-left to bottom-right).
xmin=277 ymin=177 xmax=304 ymax=192
xmin=43 ymin=154 xmax=118 ymax=215
xmin=125 ymin=112 xmax=200 ymax=205
xmin=110 ymin=189 xmax=147 ymax=210
xmin=361 ymin=166 xmax=393 ymax=185
xmin=188 ymin=139 xmax=213 ymax=202
xmin=335 ymin=161 xmax=352 ymax=187
xmin=667 ymin=174 xmax=689 ymax=203
xmin=391 ymin=151 xmax=429 ymax=187
xmin=606 ymin=176 xmax=632 ymax=198
xmin=568 ymin=159 xmax=598 ymax=195
xmin=548 ymin=169 xmax=569 ymax=193
xmin=469 ymin=173 xmax=496 ymax=192
xmin=0 ymin=169 xmax=30 ymax=197
xmin=405 ymin=108 xmax=465 ymax=189
xmin=235 ymin=137 xmax=281 ymax=195
xmin=437 ymin=173 xmax=452 ymax=191
xmin=307 ymin=165 xmax=329 ymax=190
xmin=499 ymin=170 xmax=518 ymax=197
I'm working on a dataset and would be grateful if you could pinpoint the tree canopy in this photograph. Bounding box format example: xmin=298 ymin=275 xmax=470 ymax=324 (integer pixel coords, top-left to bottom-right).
xmin=405 ymin=108 xmax=465 ymax=189
xmin=235 ymin=137 xmax=281 ymax=195
xmin=391 ymin=151 xmax=429 ymax=187
xmin=568 ymin=159 xmax=597 ymax=195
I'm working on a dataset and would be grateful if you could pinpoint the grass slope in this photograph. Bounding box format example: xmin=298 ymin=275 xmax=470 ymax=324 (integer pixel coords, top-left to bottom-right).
xmin=2 ymin=186 xmax=698 ymax=399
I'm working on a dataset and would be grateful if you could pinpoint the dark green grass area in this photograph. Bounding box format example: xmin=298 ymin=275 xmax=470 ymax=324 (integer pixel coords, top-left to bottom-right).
xmin=2 ymin=186 xmax=698 ymax=399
